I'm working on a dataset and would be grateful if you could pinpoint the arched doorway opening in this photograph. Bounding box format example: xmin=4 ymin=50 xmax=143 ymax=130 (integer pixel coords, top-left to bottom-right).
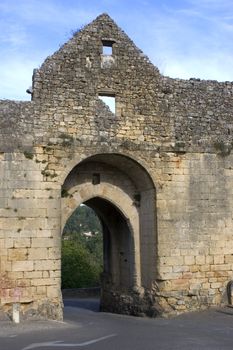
xmin=85 ymin=197 xmax=136 ymax=303
xmin=61 ymin=153 xmax=156 ymax=316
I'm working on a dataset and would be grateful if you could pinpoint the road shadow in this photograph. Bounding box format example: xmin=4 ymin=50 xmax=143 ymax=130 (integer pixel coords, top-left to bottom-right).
xmin=215 ymin=306 xmax=233 ymax=317
xmin=63 ymin=298 xmax=100 ymax=313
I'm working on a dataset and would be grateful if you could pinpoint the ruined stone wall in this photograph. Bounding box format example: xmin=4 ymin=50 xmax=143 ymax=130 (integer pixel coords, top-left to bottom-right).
xmin=0 ymin=13 xmax=233 ymax=319
xmin=163 ymin=77 xmax=233 ymax=152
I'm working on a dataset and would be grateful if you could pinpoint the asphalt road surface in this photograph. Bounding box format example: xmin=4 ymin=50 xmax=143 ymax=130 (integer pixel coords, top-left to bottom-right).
xmin=1 ymin=298 xmax=233 ymax=350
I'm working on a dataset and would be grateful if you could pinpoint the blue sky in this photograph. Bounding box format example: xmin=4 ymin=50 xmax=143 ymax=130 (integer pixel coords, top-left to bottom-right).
xmin=0 ymin=0 xmax=233 ymax=100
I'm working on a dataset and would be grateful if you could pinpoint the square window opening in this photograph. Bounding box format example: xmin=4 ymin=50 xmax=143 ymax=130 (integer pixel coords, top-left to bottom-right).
xmin=102 ymin=40 xmax=114 ymax=55
xmin=98 ymin=94 xmax=115 ymax=114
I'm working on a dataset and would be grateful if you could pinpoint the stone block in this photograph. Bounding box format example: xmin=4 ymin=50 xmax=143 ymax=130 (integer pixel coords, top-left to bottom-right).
xmin=200 ymin=264 xmax=210 ymax=272
xmin=24 ymin=271 xmax=42 ymax=280
xmin=202 ymin=282 xmax=210 ymax=289
xmin=28 ymin=248 xmax=48 ymax=260
xmin=195 ymin=255 xmax=205 ymax=265
xmin=36 ymin=286 xmax=47 ymax=295
xmin=211 ymin=282 xmax=223 ymax=289
xmin=12 ymin=261 xmax=33 ymax=272
xmin=173 ymin=266 xmax=190 ymax=273
xmin=211 ymin=264 xmax=231 ymax=271
xmin=214 ymin=255 xmax=224 ymax=264
xmin=184 ymin=256 xmax=195 ymax=266
xmin=34 ymin=259 xmax=60 ymax=271
xmin=8 ymin=248 xmax=28 ymax=261
xmin=224 ymin=255 xmax=233 ymax=263
xmin=47 ymin=285 xmax=60 ymax=298
xmin=43 ymin=271 xmax=50 ymax=278
xmin=31 ymin=278 xmax=57 ymax=286
xmin=14 ymin=238 xmax=31 ymax=248
xmin=31 ymin=238 xmax=54 ymax=248
xmin=171 ymin=278 xmax=190 ymax=289
xmin=160 ymin=256 xmax=184 ymax=266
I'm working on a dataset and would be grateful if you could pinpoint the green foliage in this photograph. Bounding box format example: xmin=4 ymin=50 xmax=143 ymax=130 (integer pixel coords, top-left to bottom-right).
xmin=61 ymin=205 xmax=103 ymax=289
xmin=61 ymin=240 xmax=101 ymax=288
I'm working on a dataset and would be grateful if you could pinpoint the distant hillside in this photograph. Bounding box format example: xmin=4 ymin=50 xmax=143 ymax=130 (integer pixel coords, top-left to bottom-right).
xmin=63 ymin=204 xmax=102 ymax=236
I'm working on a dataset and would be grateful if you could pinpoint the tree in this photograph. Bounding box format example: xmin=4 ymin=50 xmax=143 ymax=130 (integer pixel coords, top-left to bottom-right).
xmin=61 ymin=240 xmax=101 ymax=288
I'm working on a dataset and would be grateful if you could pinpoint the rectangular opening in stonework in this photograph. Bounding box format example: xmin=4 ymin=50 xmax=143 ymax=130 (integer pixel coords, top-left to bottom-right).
xmin=102 ymin=40 xmax=114 ymax=55
xmin=92 ymin=173 xmax=100 ymax=185
xmin=98 ymin=94 xmax=116 ymax=114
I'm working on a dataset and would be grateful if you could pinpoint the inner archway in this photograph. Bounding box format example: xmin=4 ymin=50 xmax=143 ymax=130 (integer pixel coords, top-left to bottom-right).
xmin=85 ymin=197 xmax=135 ymax=291
xmin=61 ymin=153 xmax=156 ymax=316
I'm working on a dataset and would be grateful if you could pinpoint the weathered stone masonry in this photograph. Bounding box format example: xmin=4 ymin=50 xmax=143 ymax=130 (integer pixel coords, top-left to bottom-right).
xmin=0 ymin=13 xmax=233 ymax=319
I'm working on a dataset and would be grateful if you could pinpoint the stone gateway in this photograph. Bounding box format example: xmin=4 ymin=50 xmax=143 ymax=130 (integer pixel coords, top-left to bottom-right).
xmin=0 ymin=14 xmax=233 ymax=320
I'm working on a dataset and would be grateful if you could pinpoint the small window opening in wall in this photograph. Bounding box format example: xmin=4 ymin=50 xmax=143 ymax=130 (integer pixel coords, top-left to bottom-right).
xmin=102 ymin=40 xmax=114 ymax=55
xmin=98 ymin=94 xmax=115 ymax=114
xmin=92 ymin=173 xmax=100 ymax=185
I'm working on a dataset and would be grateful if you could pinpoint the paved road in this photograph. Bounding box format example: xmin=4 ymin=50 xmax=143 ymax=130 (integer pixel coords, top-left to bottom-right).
xmin=1 ymin=298 xmax=233 ymax=349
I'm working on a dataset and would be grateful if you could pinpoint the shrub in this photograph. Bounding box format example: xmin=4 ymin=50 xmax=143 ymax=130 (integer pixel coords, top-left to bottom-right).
xmin=61 ymin=240 xmax=101 ymax=289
